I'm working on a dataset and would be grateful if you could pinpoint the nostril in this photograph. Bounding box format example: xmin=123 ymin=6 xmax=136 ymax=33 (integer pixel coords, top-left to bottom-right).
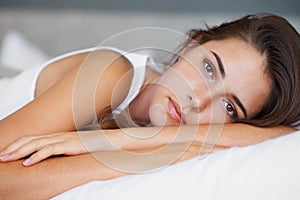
xmin=192 ymin=99 xmax=201 ymax=112
xmin=188 ymin=94 xmax=202 ymax=112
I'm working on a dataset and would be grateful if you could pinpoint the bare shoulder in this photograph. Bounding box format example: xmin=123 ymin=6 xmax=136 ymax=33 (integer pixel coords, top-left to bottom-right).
xmin=77 ymin=49 xmax=134 ymax=95
xmin=36 ymin=49 xmax=133 ymax=97
xmin=0 ymin=48 xmax=135 ymax=140
xmin=82 ymin=49 xmax=134 ymax=112
xmin=84 ymin=49 xmax=133 ymax=74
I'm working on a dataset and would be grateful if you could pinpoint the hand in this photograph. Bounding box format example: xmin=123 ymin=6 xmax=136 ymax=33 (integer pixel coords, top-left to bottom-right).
xmin=0 ymin=132 xmax=87 ymax=166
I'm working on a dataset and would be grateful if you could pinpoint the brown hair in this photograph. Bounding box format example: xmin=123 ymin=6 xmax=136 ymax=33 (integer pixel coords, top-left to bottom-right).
xmin=185 ymin=13 xmax=300 ymax=127
xmin=93 ymin=13 xmax=299 ymax=130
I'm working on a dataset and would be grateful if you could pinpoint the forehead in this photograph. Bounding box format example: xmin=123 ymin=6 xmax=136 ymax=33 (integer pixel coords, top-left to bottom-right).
xmin=201 ymin=38 xmax=271 ymax=118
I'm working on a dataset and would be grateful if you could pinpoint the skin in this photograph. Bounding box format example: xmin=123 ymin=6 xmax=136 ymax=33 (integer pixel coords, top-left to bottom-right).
xmin=0 ymin=38 xmax=295 ymax=199
xmin=0 ymin=125 xmax=293 ymax=199
xmin=130 ymin=38 xmax=270 ymax=126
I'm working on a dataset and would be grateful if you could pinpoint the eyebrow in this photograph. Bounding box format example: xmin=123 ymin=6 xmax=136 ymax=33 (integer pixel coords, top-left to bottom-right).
xmin=211 ymin=51 xmax=225 ymax=78
xmin=233 ymin=95 xmax=248 ymax=119
xmin=210 ymin=51 xmax=248 ymax=119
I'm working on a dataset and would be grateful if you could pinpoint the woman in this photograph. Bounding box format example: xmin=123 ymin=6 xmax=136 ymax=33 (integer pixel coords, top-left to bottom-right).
xmin=0 ymin=13 xmax=299 ymax=199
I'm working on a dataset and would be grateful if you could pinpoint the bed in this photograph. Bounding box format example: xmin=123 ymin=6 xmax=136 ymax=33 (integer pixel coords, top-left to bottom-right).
xmin=54 ymin=130 xmax=300 ymax=200
xmin=0 ymin=9 xmax=299 ymax=200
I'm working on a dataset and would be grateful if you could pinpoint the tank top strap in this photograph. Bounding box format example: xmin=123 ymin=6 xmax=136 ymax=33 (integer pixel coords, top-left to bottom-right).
xmin=111 ymin=51 xmax=148 ymax=115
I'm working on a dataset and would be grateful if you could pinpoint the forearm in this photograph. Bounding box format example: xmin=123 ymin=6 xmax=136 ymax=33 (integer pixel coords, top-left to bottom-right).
xmin=92 ymin=124 xmax=294 ymax=151
xmin=0 ymin=141 xmax=221 ymax=199
xmin=0 ymin=153 xmax=126 ymax=199
xmin=0 ymin=124 xmax=294 ymax=199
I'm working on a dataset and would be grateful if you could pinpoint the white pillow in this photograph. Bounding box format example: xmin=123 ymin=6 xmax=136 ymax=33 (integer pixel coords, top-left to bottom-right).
xmin=53 ymin=130 xmax=300 ymax=200
xmin=0 ymin=30 xmax=49 ymax=71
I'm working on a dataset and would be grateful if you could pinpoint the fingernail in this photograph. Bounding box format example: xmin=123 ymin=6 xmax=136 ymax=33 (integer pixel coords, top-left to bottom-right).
xmin=0 ymin=153 xmax=10 ymax=161
xmin=22 ymin=159 xmax=31 ymax=166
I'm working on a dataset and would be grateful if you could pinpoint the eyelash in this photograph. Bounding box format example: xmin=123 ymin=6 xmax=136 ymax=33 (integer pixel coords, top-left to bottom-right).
xmin=204 ymin=61 xmax=215 ymax=79
xmin=204 ymin=60 xmax=237 ymax=119
xmin=222 ymin=100 xmax=237 ymax=119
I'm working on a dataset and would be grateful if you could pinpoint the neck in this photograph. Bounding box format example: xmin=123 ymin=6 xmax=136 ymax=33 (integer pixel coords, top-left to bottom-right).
xmin=128 ymin=67 xmax=161 ymax=125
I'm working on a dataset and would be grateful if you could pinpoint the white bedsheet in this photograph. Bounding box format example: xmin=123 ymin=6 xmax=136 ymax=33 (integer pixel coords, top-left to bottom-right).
xmin=54 ymin=130 xmax=300 ymax=200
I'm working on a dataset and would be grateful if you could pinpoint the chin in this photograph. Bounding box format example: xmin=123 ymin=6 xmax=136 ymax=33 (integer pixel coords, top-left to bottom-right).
xmin=150 ymin=114 xmax=179 ymax=127
xmin=149 ymin=103 xmax=167 ymax=127
xmin=150 ymin=116 xmax=167 ymax=127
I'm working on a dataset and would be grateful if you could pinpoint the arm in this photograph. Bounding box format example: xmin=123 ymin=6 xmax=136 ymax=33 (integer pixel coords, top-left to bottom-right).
xmin=79 ymin=123 xmax=294 ymax=151
xmin=0 ymin=49 xmax=133 ymax=148
xmin=0 ymin=153 xmax=126 ymax=199
xmin=0 ymin=123 xmax=293 ymax=165
xmin=0 ymin=124 xmax=295 ymax=199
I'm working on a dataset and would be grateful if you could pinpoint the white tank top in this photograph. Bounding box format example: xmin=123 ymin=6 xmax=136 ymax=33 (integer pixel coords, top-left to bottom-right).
xmin=0 ymin=47 xmax=153 ymax=120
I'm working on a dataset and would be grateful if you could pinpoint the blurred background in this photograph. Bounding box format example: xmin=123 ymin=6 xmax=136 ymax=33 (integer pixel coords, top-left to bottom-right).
xmin=0 ymin=0 xmax=299 ymax=59
xmin=1 ymin=0 xmax=299 ymax=14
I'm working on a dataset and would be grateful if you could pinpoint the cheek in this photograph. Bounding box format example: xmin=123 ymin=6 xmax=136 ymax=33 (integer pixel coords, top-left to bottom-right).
xmin=172 ymin=64 xmax=199 ymax=85
xmin=161 ymin=67 xmax=197 ymax=89
xmin=158 ymin=69 xmax=199 ymax=105
xmin=184 ymin=102 xmax=231 ymax=125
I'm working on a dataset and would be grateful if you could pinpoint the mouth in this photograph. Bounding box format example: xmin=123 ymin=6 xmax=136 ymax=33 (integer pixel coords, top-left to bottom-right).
xmin=168 ymin=98 xmax=185 ymax=124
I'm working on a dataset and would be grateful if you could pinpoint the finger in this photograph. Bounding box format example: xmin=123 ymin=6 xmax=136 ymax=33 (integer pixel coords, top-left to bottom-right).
xmin=0 ymin=137 xmax=60 ymax=162
xmin=22 ymin=143 xmax=64 ymax=166
xmin=0 ymin=136 xmax=40 ymax=155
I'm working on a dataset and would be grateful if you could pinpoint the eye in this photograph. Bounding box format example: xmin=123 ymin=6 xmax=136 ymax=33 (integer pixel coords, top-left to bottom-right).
xmin=204 ymin=61 xmax=214 ymax=77
xmin=222 ymin=100 xmax=237 ymax=119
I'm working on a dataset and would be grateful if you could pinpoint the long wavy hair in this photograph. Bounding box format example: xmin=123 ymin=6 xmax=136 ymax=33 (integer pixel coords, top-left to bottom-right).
xmin=94 ymin=13 xmax=300 ymax=129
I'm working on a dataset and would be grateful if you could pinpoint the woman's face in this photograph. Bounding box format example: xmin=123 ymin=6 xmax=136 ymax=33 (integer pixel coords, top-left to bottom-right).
xmin=149 ymin=38 xmax=271 ymax=126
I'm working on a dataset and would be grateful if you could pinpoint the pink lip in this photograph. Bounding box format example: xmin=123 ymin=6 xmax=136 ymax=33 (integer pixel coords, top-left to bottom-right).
xmin=168 ymin=98 xmax=182 ymax=124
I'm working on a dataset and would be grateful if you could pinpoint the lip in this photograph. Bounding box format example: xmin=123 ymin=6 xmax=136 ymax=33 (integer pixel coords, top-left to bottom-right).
xmin=168 ymin=98 xmax=184 ymax=124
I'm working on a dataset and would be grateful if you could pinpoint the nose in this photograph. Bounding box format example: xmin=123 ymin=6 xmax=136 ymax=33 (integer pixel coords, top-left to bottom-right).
xmin=188 ymin=80 xmax=225 ymax=112
xmin=188 ymin=92 xmax=211 ymax=112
